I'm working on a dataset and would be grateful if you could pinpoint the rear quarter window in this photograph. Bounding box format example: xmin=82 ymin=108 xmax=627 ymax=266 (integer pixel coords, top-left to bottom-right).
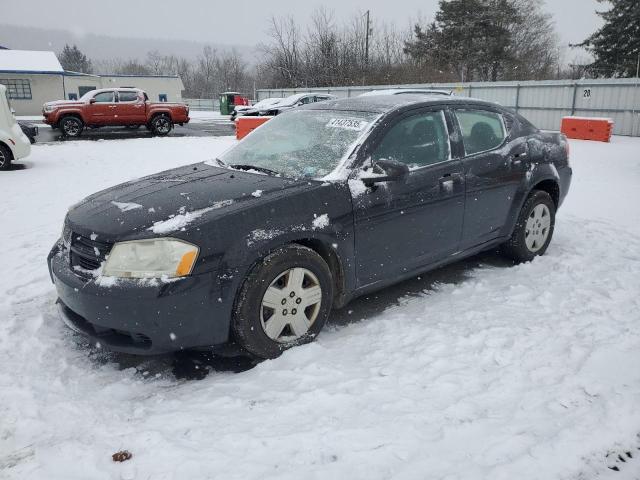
xmin=456 ymin=109 xmax=506 ymax=156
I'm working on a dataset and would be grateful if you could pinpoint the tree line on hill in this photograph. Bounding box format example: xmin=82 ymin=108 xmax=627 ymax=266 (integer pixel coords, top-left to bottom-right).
xmin=58 ymin=0 xmax=639 ymax=98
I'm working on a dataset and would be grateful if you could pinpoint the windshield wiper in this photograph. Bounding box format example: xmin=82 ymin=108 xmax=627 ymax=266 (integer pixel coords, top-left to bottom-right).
xmin=230 ymin=164 xmax=281 ymax=176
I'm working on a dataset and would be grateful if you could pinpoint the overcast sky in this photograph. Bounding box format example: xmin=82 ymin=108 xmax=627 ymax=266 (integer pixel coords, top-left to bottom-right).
xmin=3 ymin=0 xmax=602 ymax=54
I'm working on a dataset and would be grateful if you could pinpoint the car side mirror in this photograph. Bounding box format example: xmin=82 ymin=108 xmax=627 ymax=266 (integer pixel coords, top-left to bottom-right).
xmin=89 ymin=98 xmax=97 ymax=104
xmin=361 ymin=159 xmax=409 ymax=187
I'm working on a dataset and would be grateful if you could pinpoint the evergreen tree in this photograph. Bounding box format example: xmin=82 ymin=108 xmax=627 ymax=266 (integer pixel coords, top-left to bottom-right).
xmin=404 ymin=0 xmax=556 ymax=82
xmin=582 ymin=0 xmax=640 ymax=77
xmin=58 ymin=44 xmax=93 ymax=73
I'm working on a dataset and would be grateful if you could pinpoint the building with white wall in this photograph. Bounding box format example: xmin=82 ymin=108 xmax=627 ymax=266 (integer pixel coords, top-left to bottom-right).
xmin=0 ymin=49 xmax=185 ymax=116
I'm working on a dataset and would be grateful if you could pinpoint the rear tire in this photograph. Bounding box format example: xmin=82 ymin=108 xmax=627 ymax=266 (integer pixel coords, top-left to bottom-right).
xmin=60 ymin=116 xmax=84 ymax=138
xmin=150 ymin=114 xmax=172 ymax=136
xmin=232 ymin=245 xmax=333 ymax=359
xmin=0 ymin=143 xmax=12 ymax=171
xmin=502 ymin=190 xmax=556 ymax=263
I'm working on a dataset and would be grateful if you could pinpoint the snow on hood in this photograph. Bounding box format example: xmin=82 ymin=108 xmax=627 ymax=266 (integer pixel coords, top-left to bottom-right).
xmin=65 ymin=162 xmax=310 ymax=239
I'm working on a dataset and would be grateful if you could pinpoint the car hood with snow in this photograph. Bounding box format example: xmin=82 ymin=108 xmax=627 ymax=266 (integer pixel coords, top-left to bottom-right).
xmin=43 ymin=99 xmax=85 ymax=108
xmin=66 ymin=163 xmax=309 ymax=237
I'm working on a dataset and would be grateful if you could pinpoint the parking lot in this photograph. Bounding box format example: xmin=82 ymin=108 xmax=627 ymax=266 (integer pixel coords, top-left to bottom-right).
xmin=1 ymin=132 xmax=639 ymax=479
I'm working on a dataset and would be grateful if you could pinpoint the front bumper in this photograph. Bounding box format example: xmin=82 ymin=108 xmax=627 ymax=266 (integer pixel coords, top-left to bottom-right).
xmin=42 ymin=112 xmax=56 ymax=125
xmin=47 ymin=242 xmax=233 ymax=355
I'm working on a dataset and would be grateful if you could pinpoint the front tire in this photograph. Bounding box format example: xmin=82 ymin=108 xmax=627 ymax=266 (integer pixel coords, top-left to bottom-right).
xmin=150 ymin=114 xmax=173 ymax=136
xmin=0 ymin=143 xmax=12 ymax=171
xmin=60 ymin=116 xmax=84 ymax=138
xmin=232 ymin=245 xmax=333 ymax=359
xmin=503 ymin=190 xmax=556 ymax=262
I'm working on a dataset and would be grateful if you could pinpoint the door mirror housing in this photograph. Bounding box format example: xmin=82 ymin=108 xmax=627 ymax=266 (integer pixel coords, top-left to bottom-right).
xmin=361 ymin=159 xmax=410 ymax=187
xmin=89 ymin=98 xmax=97 ymax=104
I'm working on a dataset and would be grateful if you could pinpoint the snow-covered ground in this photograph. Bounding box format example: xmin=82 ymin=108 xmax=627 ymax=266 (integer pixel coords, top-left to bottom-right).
xmin=1 ymin=136 xmax=639 ymax=479
xmin=188 ymin=110 xmax=231 ymax=123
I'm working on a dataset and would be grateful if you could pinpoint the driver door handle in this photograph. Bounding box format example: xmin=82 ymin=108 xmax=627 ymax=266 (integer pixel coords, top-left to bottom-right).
xmin=439 ymin=172 xmax=463 ymax=183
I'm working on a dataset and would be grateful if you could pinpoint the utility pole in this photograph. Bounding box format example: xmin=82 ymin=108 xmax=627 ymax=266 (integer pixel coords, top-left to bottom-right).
xmin=364 ymin=10 xmax=371 ymax=67
xmin=363 ymin=10 xmax=371 ymax=86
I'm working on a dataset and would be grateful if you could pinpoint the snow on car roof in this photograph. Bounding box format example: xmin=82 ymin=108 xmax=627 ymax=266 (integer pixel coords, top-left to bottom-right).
xmin=0 ymin=50 xmax=63 ymax=73
xmin=359 ymin=88 xmax=452 ymax=97
xmin=306 ymin=94 xmax=495 ymax=113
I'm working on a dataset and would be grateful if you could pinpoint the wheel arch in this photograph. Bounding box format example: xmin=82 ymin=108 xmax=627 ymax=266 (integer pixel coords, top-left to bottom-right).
xmin=531 ymin=178 xmax=560 ymax=208
xmin=0 ymin=140 xmax=14 ymax=159
xmin=58 ymin=110 xmax=84 ymax=122
xmin=150 ymin=110 xmax=173 ymax=122
xmin=503 ymin=172 xmax=560 ymax=240
xmin=294 ymin=237 xmax=348 ymax=309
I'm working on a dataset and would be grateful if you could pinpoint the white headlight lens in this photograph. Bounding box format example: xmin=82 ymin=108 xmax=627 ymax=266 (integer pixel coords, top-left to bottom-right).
xmin=102 ymin=238 xmax=199 ymax=279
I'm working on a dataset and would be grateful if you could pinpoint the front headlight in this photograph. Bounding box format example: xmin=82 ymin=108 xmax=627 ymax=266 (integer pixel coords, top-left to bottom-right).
xmin=102 ymin=238 xmax=199 ymax=279
xmin=44 ymin=104 xmax=55 ymax=112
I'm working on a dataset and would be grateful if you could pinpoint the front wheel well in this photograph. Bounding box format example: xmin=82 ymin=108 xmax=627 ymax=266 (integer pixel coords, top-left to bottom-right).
xmin=0 ymin=141 xmax=14 ymax=159
xmin=292 ymin=239 xmax=347 ymax=309
xmin=58 ymin=113 xmax=83 ymax=126
xmin=532 ymin=179 xmax=559 ymax=207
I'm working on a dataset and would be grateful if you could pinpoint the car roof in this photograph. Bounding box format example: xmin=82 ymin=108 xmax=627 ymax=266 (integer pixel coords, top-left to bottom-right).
xmin=305 ymin=94 xmax=502 ymax=114
xmin=89 ymin=87 xmax=144 ymax=94
xmin=360 ymin=88 xmax=452 ymax=97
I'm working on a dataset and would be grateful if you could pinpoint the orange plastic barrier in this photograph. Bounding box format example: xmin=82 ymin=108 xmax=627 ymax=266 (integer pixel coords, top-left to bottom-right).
xmin=561 ymin=116 xmax=614 ymax=142
xmin=235 ymin=116 xmax=272 ymax=140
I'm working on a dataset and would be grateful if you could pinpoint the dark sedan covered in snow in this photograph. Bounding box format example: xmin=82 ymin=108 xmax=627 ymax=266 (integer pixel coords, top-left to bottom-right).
xmin=48 ymin=95 xmax=571 ymax=359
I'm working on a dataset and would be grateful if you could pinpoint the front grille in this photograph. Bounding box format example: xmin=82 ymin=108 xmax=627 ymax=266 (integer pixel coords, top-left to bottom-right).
xmin=70 ymin=232 xmax=113 ymax=273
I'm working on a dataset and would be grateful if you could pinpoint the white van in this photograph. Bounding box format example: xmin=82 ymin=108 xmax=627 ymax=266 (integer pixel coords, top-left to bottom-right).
xmin=0 ymin=84 xmax=31 ymax=170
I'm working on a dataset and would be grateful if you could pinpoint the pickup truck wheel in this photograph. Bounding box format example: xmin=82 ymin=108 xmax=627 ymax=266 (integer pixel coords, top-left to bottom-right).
xmin=232 ymin=245 xmax=333 ymax=359
xmin=502 ymin=190 xmax=555 ymax=263
xmin=151 ymin=115 xmax=172 ymax=136
xmin=60 ymin=116 xmax=84 ymax=138
xmin=0 ymin=143 xmax=12 ymax=171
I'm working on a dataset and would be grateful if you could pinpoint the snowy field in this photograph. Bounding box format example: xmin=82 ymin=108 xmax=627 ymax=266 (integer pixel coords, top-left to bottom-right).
xmin=1 ymin=135 xmax=640 ymax=479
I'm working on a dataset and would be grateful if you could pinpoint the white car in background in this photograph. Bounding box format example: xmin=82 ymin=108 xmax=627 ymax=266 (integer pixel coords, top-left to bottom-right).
xmin=0 ymin=84 xmax=31 ymax=170
xmin=258 ymin=93 xmax=337 ymax=116
xmin=230 ymin=97 xmax=283 ymax=121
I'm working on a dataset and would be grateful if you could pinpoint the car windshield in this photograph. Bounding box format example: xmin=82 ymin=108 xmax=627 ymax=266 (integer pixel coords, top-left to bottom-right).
xmin=219 ymin=109 xmax=379 ymax=179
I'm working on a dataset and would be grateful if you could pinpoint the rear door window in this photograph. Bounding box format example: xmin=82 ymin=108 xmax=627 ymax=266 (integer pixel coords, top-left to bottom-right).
xmin=118 ymin=91 xmax=139 ymax=102
xmin=372 ymin=110 xmax=451 ymax=169
xmin=455 ymin=109 xmax=506 ymax=156
xmin=93 ymin=91 xmax=115 ymax=103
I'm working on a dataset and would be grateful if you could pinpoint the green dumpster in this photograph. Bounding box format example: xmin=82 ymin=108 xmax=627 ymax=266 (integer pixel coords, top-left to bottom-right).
xmin=219 ymin=92 xmax=242 ymax=115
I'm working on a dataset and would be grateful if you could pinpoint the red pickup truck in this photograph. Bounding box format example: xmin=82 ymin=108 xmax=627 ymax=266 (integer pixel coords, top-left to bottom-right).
xmin=43 ymin=88 xmax=189 ymax=137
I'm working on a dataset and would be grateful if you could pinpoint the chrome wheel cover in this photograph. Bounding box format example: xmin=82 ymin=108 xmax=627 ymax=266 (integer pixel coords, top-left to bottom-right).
xmin=260 ymin=267 xmax=322 ymax=343
xmin=525 ymin=204 xmax=551 ymax=252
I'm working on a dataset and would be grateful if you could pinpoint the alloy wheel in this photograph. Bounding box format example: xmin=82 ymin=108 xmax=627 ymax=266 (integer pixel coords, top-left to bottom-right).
xmin=155 ymin=117 xmax=171 ymax=134
xmin=63 ymin=119 xmax=80 ymax=136
xmin=260 ymin=267 xmax=322 ymax=343
xmin=0 ymin=149 xmax=5 ymax=168
xmin=525 ymin=204 xmax=551 ymax=252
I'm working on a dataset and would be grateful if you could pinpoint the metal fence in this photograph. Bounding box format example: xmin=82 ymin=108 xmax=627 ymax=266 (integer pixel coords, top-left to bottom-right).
xmin=183 ymin=98 xmax=218 ymax=111
xmin=257 ymin=78 xmax=640 ymax=136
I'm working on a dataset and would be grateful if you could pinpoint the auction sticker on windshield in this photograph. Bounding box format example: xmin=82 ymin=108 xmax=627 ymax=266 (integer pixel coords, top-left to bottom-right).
xmin=326 ymin=118 xmax=368 ymax=131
